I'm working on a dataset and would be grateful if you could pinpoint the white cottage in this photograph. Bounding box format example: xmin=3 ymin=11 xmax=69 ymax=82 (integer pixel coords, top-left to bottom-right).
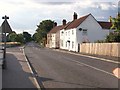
xmin=47 ymin=21 xmax=69 ymax=48
xmin=60 ymin=13 xmax=112 ymax=52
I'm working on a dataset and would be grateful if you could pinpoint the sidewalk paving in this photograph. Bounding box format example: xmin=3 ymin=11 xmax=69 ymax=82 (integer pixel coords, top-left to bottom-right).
xmin=2 ymin=47 xmax=38 ymax=89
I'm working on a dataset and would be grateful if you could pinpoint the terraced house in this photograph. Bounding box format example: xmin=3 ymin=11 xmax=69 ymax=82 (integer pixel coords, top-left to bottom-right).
xmin=46 ymin=21 xmax=69 ymax=48
xmin=47 ymin=12 xmax=112 ymax=52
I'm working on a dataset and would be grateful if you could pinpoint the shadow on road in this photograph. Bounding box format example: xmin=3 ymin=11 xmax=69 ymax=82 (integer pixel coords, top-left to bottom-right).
xmin=2 ymin=53 xmax=37 ymax=89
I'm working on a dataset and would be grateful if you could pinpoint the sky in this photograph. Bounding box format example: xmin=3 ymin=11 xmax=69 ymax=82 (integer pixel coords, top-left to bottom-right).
xmin=0 ymin=0 xmax=119 ymax=35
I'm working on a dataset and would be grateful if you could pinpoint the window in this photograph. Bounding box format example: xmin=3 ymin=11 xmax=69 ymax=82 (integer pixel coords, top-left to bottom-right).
xmin=82 ymin=29 xmax=87 ymax=35
xmin=68 ymin=31 xmax=70 ymax=36
xmin=61 ymin=40 xmax=63 ymax=47
xmin=72 ymin=30 xmax=74 ymax=35
xmin=72 ymin=41 xmax=74 ymax=48
xmin=66 ymin=42 xmax=67 ymax=47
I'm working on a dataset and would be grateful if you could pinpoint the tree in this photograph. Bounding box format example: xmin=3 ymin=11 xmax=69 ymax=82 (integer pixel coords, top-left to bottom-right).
xmin=23 ymin=32 xmax=32 ymax=43
xmin=16 ymin=34 xmax=24 ymax=44
xmin=110 ymin=14 xmax=120 ymax=32
xmin=34 ymin=20 xmax=54 ymax=45
xmin=8 ymin=32 xmax=18 ymax=42
xmin=105 ymin=14 xmax=120 ymax=42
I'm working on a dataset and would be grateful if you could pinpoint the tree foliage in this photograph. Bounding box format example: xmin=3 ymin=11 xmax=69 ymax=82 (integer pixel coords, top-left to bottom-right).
xmin=110 ymin=14 xmax=120 ymax=31
xmin=33 ymin=20 xmax=54 ymax=44
xmin=23 ymin=32 xmax=32 ymax=43
xmin=105 ymin=14 xmax=120 ymax=42
xmin=8 ymin=32 xmax=17 ymax=42
xmin=8 ymin=31 xmax=32 ymax=44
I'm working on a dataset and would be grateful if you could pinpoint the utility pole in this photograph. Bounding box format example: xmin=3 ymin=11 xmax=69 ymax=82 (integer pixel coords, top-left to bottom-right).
xmin=2 ymin=15 xmax=9 ymax=59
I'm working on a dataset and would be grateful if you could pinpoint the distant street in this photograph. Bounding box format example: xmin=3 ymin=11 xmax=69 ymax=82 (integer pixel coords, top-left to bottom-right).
xmin=24 ymin=42 xmax=118 ymax=88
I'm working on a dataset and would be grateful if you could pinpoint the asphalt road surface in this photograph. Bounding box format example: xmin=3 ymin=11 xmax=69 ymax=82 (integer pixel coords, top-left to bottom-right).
xmin=24 ymin=42 xmax=119 ymax=89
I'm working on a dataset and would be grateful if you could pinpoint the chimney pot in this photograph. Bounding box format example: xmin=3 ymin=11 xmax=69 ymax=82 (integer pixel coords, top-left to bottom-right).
xmin=53 ymin=22 xmax=57 ymax=27
xmin=73 ymin=12 xmax=77 ymax=20
xmin=62 ymin=19 xmax=66 ymax=25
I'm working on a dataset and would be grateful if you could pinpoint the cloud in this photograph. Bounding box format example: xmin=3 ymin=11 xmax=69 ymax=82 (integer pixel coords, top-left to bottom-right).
xmin=0 ymin=0 xmax=118 ymax=35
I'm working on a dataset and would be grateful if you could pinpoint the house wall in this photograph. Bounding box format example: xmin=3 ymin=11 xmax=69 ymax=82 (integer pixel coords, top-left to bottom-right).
xmin=61 ymin=15 xmax=110 ymax=52
xmin=60 ymin=29 xmax=76 ymax=51
xmin=77 ymin=15 xmax=109 ymax=43
xmin=46 ymin=34 xmax=52 ymax=48
xmin=60 ymin=29 xmax=65 ymax=49
xmin=56 ymin=31 xmax=60 ymax=48
xmin=51 ymin=33 xmax=56 ymax=48
xmin=46 ymin=33 xmax=56 ymax=48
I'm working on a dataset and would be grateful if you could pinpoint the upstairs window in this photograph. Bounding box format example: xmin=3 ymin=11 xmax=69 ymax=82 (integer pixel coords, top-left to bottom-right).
xmin=68 ymin=31 xmax=70 ymax=36
xmin=82 ymin=29 xmax=87 ymax=36
xmin=66 ymin=32 xmax=67 ymax=36
xmin=72 ymin=30 xmax=74 ymax=35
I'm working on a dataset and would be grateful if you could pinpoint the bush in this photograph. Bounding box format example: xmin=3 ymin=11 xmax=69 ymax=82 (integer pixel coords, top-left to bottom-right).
xmin=105 ymin=32 xmax=120 ymax=42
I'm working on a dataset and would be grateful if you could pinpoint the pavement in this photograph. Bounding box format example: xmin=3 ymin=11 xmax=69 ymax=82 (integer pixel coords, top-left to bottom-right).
xmin=25 ymin=42 xmax=119 ymax=89
xmin=2 ymin=47 xmax=38 ymax=89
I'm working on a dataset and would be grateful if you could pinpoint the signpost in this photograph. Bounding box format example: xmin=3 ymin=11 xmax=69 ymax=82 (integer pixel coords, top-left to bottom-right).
xmin=2 ymin=15 xmax=9 ymax=60
xmin=1 ymin=15 xmax=12 ymax=69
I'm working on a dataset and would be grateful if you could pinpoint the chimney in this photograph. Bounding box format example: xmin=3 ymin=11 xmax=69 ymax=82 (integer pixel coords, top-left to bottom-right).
xmin=73 ymin=12 xmax=77 ymax=20
xmin=62 ymin=19 xmax=66 ymax=25
xmin=53 ymin=22 xmax=57 ymax=27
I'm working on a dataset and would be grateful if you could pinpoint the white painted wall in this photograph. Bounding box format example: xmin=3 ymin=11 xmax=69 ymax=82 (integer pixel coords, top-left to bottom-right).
xmin=60 ymin=28 xmax=77 ymax=51
xmin=77 ymin=15 xmax=109 ymax=43
xmin=60 ymin=15 xmax=110 ymax=52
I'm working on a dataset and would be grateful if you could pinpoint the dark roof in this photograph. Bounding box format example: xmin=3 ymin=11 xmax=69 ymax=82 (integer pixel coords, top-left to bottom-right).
xmin=48 ymin=25 xmax=64 ymax=34
xmin=48 ymin=22 xmax=71 ymax=34
xmin=98 ymin=21 xmax=112 ymax=29
xmin=1 ymin=20 xmax=12 ymax=33
xmin=65 ymin=14 xmax=90 ymax=30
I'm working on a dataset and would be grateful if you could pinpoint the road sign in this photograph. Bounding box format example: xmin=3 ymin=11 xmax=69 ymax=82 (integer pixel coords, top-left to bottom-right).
xmin=1 ymin=19 xmax=12 ymax=33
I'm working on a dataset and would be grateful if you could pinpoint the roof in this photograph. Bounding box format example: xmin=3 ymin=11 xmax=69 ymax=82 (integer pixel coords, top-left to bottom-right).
xmin=48 ymin=22 xmax=71 ymax=34
xmin=48 ymin=25 xmax=64 ymax=34
xmin=65 ymin=14 xmax=91 ymax=30
xmin=98 ymin=21 xmax=112 ymax=29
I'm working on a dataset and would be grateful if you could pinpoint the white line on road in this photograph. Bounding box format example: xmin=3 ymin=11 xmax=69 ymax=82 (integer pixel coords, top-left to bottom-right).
xmin=63 ymin=56 xmax=115 ymax=76
xmin=22 ymin=47 xmax=41 ymax=90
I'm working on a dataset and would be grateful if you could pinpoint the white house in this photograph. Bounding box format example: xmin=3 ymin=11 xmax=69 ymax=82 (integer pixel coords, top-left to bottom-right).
xmin=60 ymin=13 xmax=112 ymax=52
xmin=47 ymin=21 xmax=68 ymax=48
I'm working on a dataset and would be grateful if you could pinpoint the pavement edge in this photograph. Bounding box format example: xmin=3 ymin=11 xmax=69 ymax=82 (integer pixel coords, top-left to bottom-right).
xmin=22 ymin=46 xmax=41 ymax=90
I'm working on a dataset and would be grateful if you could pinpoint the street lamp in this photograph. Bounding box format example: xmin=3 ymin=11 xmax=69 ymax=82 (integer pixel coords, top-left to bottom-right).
xmin=2 ymin=15 xmax=9 ymax=59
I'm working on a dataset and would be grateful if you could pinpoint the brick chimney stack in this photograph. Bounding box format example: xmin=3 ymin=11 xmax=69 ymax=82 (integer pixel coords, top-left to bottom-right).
xmin=73 ymin=12 xmax=77 ymax=20
xmin=62 ymin=19 xmax=66 ymax=25
xmin=53 ymin=22 xmax=57 ymax=27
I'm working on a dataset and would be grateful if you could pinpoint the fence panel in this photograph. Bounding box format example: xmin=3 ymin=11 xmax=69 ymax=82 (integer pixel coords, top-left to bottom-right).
xmin=80 ymin=43 xmax=120 ymax=57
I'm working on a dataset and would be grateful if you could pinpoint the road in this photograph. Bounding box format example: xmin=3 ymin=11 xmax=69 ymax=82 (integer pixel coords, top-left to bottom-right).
xmin=24 ymin=42 xmax=119 ymax=89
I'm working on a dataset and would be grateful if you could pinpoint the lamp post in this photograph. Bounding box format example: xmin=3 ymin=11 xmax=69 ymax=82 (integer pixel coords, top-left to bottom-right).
xmin=2 ymin=15 xmax=9 ymax=59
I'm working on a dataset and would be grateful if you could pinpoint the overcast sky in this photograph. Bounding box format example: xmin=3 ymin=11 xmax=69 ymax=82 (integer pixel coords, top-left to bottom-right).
xmin=0 ymin=0 xmax=119 ymax=35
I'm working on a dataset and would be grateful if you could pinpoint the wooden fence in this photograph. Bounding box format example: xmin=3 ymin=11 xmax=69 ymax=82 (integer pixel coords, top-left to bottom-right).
xmin=80 ymin=43 xmax=120 ymax=57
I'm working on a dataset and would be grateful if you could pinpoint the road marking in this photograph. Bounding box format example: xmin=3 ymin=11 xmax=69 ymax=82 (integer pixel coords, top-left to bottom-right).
xmin=22 ymin=47 xmax=41 ymax=90
xmin=63 ymin=56 xmax=115 ymax=76
xmin=54 ymin=49 xmax=120 ymax=64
